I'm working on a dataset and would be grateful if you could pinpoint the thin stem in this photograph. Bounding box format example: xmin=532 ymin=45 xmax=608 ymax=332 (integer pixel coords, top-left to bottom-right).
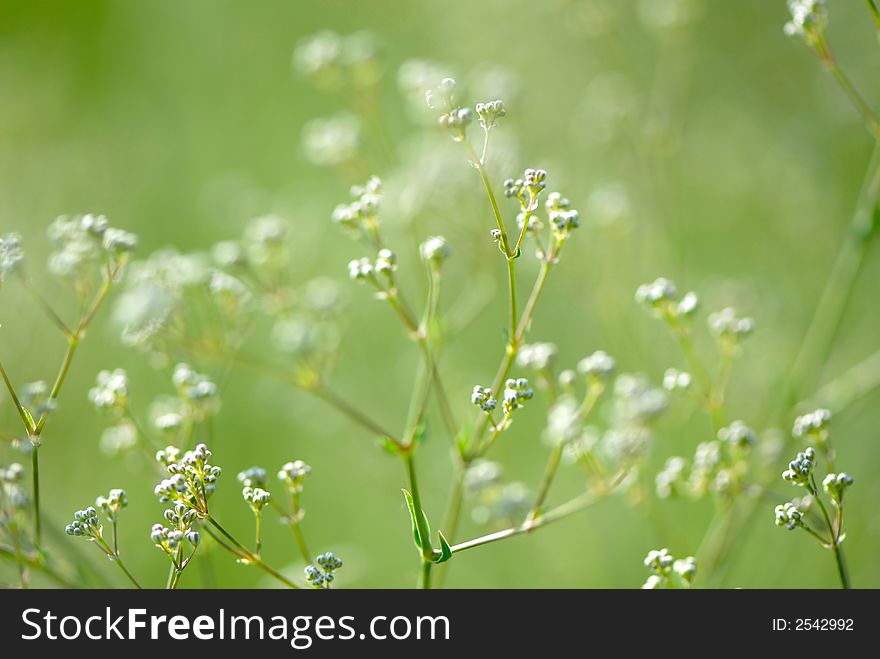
xmin=18 ymin=275 xmax=74 ymax=338
xmin=814 ymin=36 xmax=880 ymax=137
xmin=34 ymin=335 xmax=78 ymax=435
xmin=254 ymin=513 xmax=263 ymax=557
xmin=0 ymin=359 xmax=34 ymax=433
xmin=207 ymin=517 xmax=300 ymax=589
xmin=311 ymin=384 xmax=399 ymax=443
xmin=0 ymin=544 xmax=77 ymax=588
xmin=784 ymin=140 xmax=880 ymax=410
xmin=525 ymin=444 xmax=564 ymax=525
xmin=290 ymin=491 xmax=311 ymax=565
xmin=811 ymin=478 xmax=850 ymax=589
xmin=112 ymin=556 xmax=143 ymax=589
xmin=419 ymin=559 xmax=432 ymax=590
xmin=31 ymin=448 xmax=40 ymax=545
xmin=450 ymin=472 xmax=626 ymax=556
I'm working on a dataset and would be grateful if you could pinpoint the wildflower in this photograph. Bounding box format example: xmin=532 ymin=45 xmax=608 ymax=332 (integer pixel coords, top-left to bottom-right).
xmin=792 ymin=408 xmax=831 ymax=440
xmin=673 ymin=557 xmax=697 ymax=585
xmin=99 ymin=423 xmax=138 ymax=457
xmin=306 ymin=552 xmax=343 ymax=588
xmin=643 ymin=547 xmax=674 ymax=573
xmin=471 ymin=385 xmax=497 ymax=413
xmin=707 ymin=308 xmax=753 ymax=342
xmin=517 ymin=342 xmax=557 ymax=372
xmin=577 ymin=350 xmax=615 ymax=378
xmin=822 ymin=473 xmax=853 ymax=506
xmin=662 ymin=368 xmax=692 ymax=392
xmin=717 ymin=420 xmax=757 ymax=451
xmin=420 ymin=235 xmax=451 ymax=266
xmin=95 ymin=489 xmax=128 ymax=522
xmin=374 ymin=248 xmax=397 ymax=275
xmin=502 ymin=377 xmax=533 ymax=416
xmin=153 ymin=443 xmax=221 ymax=516
xmin=102 ymin=228 xmax=138 ymax=255
xmin=784 ymin=0 xmax=827 ymax=42
xmin=348 ymin=257 xmax=374 ymax=281
xmin=88 ymin=369 xmax=129 ymax=412
xmin=242 ymin=486 xmax=272 ymax=512
xmin=475 ymin=99 xmax=506 ymax=131
xmin=65 ymin=506 xmax=102 ymax=541
xmin=544 ymin=397 xmax=581 ymax=446
xmin=612 ymin=374 xmax=668 ymax=423
xmin=279 ymin=460 xmax=311 ymax=493
xmin=782 ymin=447 xmax=816 ymax=487
xmin=774 ymin=502 xmax=805 ymax=530
xmin=635 ymin=277 xmax=677 ymax=308
xmin=656 ymin=456 xmax=688 ymax=498
xmin=171 ymin=363 xmax=220 ymax=419
xmin=0 ymin=233 xmax=25 ymax=285
xmin=238 ymin=467 xmax=269 ymax=489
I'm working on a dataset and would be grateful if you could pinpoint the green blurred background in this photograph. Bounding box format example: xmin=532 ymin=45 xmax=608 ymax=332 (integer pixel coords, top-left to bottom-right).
xmin=1 ymin=0 xmax=878 ymax=588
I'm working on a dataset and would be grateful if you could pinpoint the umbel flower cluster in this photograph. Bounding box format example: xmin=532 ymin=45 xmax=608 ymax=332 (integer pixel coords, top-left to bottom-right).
xmin=2 ymin=3 xmax=873 ymax=590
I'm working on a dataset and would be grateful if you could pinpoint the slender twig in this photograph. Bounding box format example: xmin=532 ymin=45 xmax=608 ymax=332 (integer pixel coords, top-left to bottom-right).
xmin=450 ymin=471 xmax=627 ymax=556
xmin=207 ymin=517 xmax=300 ymax=589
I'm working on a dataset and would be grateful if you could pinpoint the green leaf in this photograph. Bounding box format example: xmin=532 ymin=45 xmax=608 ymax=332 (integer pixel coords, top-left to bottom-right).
xmin=22 ymin=406 xmax=36 ymax=433
xmin=432 ymin=531 xmax=453 ymax=564
xmin=401 ymin=489 xmax=422 ymax=550
xmin=455 ymin=432 xmax=470 ymax=459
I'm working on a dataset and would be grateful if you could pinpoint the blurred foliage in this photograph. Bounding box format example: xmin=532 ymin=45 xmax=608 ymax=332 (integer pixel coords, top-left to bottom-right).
xmin=0 ymin=0 xmax=878 ymax=587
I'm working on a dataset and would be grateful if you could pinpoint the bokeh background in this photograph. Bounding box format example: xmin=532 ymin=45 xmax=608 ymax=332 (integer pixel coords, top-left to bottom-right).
xmin=1 ymin=0 xmax=878 ymax=588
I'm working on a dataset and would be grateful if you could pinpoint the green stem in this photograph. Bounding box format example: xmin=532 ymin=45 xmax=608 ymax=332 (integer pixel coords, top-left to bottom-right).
xmin=811 ymin=479 xmax=850 ymax=589
xmin=0 ymin=543 xmax=77 ymax=588
xmin=867 ymin=0 xmax=880 ymax=28
xmin=34 ymin=335 xmax=79 ymax=435
xmin=290 ymin=491 xmax=311 ymax=565
xmin=31 ymin=447 xmax=41 ymax=545
xmin=814 ymin=37 xmax=880 ymax=137
xmin=419 ymin=559 xmax=432 ymax=590
xmin=450 ymin=472 xmax=626 ymax=556
xmin=784 ymin=140 xmax=880 ymax=410
xmin=207 ymin=517 xmax=300 ymax=589
xmin=112 ymin=556 xmax=143 ymax=589
xmin=0 ymin=359 xmax=34 ymax=433
xmin=525 ymin=444 xmax=564 ymax=526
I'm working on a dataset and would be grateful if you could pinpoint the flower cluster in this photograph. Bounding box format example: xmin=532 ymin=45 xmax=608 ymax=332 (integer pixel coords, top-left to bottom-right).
xmin=238 ymin=466 xmax=269 ymax=489
xmin=95 ymin=489 xmax=128 ymax=522
xmin=707 ymin=307 xmax=754 ymax=348
xmin=0 ymin=233 xmax=24 ymax=286
xmin=501 ymin=378 xmax=534 ymax=416
xmin=0 ymin=463 xmax=27 ymax=509
xmin=153 ymin=444 xmax=221 ymax=517
xmin=641 ymin=548 xmax=696 ymax=589
xmin=332 ymin=177 xmax=382 ymax=242
xmin=305 ymin=552 xmax=343 ymax=588
xmin=471 ymin=385 xmax=497 ymax=413
xmin=242 ymin=485 xmax=272 ymax=513
xmin=635 ymin=278 xmax=698 ymax=323
xmin=717 ymin=420 xmax=757 ymax=452
xmin=784 ymin=0 xmax=827 ymax=43
xmin=279 ymin=460 xmax=311 ymax=494
xmin=475 ymin=99 xmax=506 ymax=131
xmin=662 ymin=368 xmax=692 ymax=392
xmin=294 ymin=30 xmax=380 ymax=89
xmin=516 ymin=342 xmax=557 ymax=373
xmin=88 ymin=369 xmax=129 ymax=412
xmin=151 ymin=502 xmax=200 ymax=557
xmin=792 ymin=408 xmax=831 ymax=443
xmin=172 ymin=363 xmax=220 ymax=420
xmin=782 ymin=447 xmax=815 ymax=487
xmin=578 ymin=350 xmax=616 ymax=379
xmin=774 ymin=501 xmax=805 ymax=530
xmin=47 ymin=214 xmax=137 ymax=283
xmin=420 ymin=235 xmax=451 ymax=267
xmin=302 ymin=113 xmax=361 ymax=167
xmin=65 ymin=506 xmax=103 ymax=541
xmin=822 ymin=472 xmax=853 ymax=506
